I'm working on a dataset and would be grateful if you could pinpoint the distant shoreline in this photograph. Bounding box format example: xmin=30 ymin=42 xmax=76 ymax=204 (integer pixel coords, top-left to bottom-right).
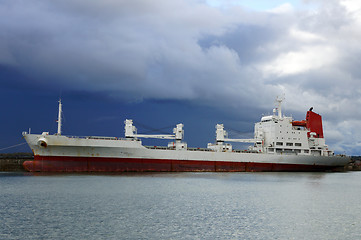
xmin=0 ymin=153 xmax=33 ymax=172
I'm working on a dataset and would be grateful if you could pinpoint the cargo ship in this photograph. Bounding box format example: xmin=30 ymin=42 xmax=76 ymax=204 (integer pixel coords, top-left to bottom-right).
xmin=22 ymin=97 xmax=350 ymax=172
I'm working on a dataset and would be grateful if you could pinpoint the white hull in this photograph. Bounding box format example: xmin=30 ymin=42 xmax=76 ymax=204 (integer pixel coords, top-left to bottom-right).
xmin=22 ymin=134 xmax=349 ymax=172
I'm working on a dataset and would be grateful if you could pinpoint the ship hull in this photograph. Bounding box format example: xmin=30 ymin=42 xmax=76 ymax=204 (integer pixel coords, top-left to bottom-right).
xmin=23 ymin=155 xmax=344 ymax=172
xmin=22 ymin=134 xmax=349 ymax=172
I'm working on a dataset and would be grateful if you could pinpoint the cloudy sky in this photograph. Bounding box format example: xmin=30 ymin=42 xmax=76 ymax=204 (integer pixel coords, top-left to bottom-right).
xmin=1 ymin=0 xmax=361 ymax=155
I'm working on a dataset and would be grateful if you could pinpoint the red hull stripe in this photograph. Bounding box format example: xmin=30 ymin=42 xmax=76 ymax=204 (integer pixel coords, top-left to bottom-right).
xmin=22 ymin=155 xmax=344 ymax=172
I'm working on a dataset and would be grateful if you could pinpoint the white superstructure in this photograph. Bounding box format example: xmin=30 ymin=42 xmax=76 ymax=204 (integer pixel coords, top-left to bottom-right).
xmin=207 ymin=97 xmax=332 ymax=157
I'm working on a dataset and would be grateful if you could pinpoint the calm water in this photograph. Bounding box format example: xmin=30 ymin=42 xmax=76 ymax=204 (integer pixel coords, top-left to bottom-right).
xmin=1 ymin=172 xmax=361 ymax=240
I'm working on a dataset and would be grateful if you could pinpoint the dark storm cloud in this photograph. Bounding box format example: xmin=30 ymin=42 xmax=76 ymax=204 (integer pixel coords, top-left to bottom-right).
xmin=199 ymin=24 xmax=283 ymax=64
xmin=1 ymin=0 xmax=361 ymax=153
xmin=0 ymin=0 xmax=270 ymax=102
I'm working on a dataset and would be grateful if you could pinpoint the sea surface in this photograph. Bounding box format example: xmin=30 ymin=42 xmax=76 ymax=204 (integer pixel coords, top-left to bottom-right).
xmin=1 ymin=171 xmax=361 ymax=240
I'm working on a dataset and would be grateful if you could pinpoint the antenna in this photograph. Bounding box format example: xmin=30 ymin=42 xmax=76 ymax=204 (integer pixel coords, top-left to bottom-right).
xmin=57 ymin=99 xmax=62 ymax=135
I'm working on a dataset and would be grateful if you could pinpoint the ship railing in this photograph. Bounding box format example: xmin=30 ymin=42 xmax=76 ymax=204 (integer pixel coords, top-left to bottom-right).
xmin=145 ymin=146 xmax=216 ymax=151
xmin=64 ymin=135 xmax=130 ymax=141
xmin=187 ymin=148 xmax=258 ymax=153
xmin=145 ymin=146 xmax=170 ymax=150
xmin=187 ymin=148 xmax=213 ymax=152
xmin=144 ymin=146 xmax=259 ymax=153
xmin=86 ymin=136 xmax=120 ymax=140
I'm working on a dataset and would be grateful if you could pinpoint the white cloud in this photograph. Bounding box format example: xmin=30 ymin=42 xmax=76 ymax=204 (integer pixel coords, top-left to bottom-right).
xmin=262 ymin=45 xmax=338 ymax=76
xmin=340 ymin=0 xmax=361 ymax=18
xmin=267 ymin=3 xmax=294 ymax=14
xmin=289 ymin=28 xmax=325 ymax=42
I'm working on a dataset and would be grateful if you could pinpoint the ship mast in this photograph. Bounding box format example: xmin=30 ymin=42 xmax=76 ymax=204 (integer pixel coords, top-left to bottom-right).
xmin=275 ymin=95 xmax=284 ymax=119
xmin=57 ymin=99 xmax=62 ymax=135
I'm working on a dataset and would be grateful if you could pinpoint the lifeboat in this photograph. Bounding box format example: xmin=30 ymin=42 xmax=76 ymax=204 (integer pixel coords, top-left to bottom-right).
xmin=292 ymin=120 xmax=307 ymax=127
